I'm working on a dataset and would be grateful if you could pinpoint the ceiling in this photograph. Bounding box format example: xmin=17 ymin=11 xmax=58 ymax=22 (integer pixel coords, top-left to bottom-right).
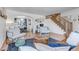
xmin=6 ymin=7 xmax=78 ymax=15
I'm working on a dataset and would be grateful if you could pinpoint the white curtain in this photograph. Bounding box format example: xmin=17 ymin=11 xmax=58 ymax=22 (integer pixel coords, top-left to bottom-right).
xmin=0 ymin=17 xmax=6 ymax=49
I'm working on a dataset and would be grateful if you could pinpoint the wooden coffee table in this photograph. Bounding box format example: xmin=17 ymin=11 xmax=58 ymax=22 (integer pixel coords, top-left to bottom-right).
xmin=34 ymin=37 xmax=48 ymax=44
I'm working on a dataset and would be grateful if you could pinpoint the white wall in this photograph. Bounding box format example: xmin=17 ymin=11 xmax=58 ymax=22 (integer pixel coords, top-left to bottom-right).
xmin=44 ymin=18 xmax=65 ymax=34
xmin=6 ymin=9 xmax=65 ymax=35
xmin=61 ymin=8 xmax=79 ymax=32
xmin=61 ymin=8 xmax=79 ymax=21
xmin=0 ymin=17 xmax=6 ymax=49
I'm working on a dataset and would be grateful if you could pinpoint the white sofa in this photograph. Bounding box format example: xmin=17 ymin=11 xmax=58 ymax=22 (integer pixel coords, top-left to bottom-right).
xmin=34 ymin=32 xmax=79 ymax=51
xmin=34 ymin=43 xmax=70 ymax=51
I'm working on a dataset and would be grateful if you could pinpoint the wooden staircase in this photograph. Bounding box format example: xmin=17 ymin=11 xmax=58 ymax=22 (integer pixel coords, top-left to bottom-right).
xmin=46 ymin=13 xmax=73 ymax=38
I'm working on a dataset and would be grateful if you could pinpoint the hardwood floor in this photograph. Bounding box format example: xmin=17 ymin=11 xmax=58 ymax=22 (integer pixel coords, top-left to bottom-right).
xmin=0 ymin=39 xmax=8 ymax=51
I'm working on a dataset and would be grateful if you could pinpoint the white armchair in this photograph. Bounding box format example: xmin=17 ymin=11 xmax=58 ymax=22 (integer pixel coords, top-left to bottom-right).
xmin=7 ymin=24 xmax=26 ymax=42
xmin=39 ymin=26 xmax=50 ymax=34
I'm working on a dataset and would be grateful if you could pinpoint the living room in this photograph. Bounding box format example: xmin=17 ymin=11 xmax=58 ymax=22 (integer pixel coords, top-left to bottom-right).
xmin=0 ymin=7 xmax=79 ymax=51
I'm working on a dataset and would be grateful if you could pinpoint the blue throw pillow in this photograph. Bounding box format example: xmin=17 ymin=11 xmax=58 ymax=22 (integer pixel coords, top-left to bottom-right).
xmin=48 ymin=38 xmax=58 ymax=43
xmin=48 ymin=42 xmax=69 ymax=47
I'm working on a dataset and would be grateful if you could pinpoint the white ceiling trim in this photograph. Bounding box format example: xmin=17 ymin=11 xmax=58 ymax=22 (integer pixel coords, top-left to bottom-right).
xmin=6 ymin=7 xmax=77 ymax=15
